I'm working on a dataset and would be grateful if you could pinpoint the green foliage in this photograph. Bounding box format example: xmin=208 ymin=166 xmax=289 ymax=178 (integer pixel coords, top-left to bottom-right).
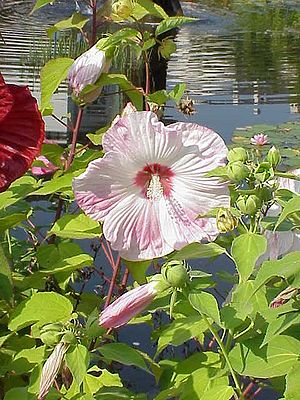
xmin=40 ymin=57 xmax=74 ymax=115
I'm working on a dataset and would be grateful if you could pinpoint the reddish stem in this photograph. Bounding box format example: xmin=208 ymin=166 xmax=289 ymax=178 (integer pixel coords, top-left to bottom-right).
xmin=250 ymin=387 xmax=261 ymax=399
xmin=66 ymin=107 xmax=84 ymax=169
xmin=90 ymin=0 xmax=98 ymax=46
xmin=242 ymin=382 xmax=255 ymax=398
xmin=144 ymin=59 xmax=150 ymax=111
xmin=121 ymin=267 xmax=129 ymax=290
xmin=104 ymin=257 xmax=121 ymax=308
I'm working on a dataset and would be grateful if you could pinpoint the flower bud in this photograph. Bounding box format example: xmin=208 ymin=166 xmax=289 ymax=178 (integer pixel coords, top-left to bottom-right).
xmin=161 ymin=260 xmax=189 ymax=288
xmin=112 ymin=0 xmax=134 ymax=21
xmin=267 ymin=146 xmax=281 ymax=167
xmin=40 ymin=323 xmax=63 ymax=347
xmin=227 ymin=148 xmax=248 ymax=163
xmin=227 ymin=161 xmax=249 ymax=182
xmin=38 ymin=342 xmax=69 ymax=400
xmin=236 ymin=194 xmax=261 ymax=215
xmin=61 ymin=331 xmax=77 ymax=345
xmin=68 ymin=45 xmax=111 ymax=104
xmin=216 ymin=208 xmax=238 ymax=233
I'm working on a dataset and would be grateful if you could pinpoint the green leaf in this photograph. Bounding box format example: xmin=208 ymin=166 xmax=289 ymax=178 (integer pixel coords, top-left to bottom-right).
xmin=8 ymin=292 xmax=73 ymax=331
xmin=200 ymin=386 xmax=235 ymax=400
xmin=4 ymin=387 xmax=33 ymax=400
xmin=135 ymin=0 xmax=168 ymax=19
xmin=123 ymin=259 xmax=150 ymax=284
xmin=275 ymin=195 xmax=300 ymax=229
xmin=0 ymin=243 xmax=13 ymax=302
xmin=84 ymin=366 xmax=122 ymax=395
xmin=155 ymin=316 xmax=208 ymax=355
xmin=253 ymin=251 xmax=300 ymax=293
xmin=41 ymin=142 xmax=64 ymax=166
xmin=49 ymin=214 xmax=102 ymax=239
xmin=47 ymin=12 xmax=89 ymax=37
xmin=37 ymin=242 xmax=93 ymax=274
xmin=40 ymin=57 xmax=74 ymax=115
xmin=92 ymin=73 xmax=143 ymax=111
xmin=31 ymin=171 xmax=79 ymax=195
xmin=65 ymin=344 xmax=90 ymax=386
xmin=229 ymin=335 xmax=300 ymax=378
xmin=87 ymin=126 xmax=109 ymax=146
xmin=0 ymin=176 xmax=39 ymax=211
xmin=100 ymin=343 xmax=148 ymax=371
xmin=155 ymin=16 xmax=196 ymax=36
xmin=11 ymin=345 xmax=46 ymax=374
xmin=31 ymin=0 xmax=56 ymax=12
xmin=168 ymin=242 xmax=225 ymax=261
xmin=169 ymin=83 xmax=186 ymax=103
xmin=262 ymin=312 xmax=300 ymax=347
xmin=189 ymin=292 xmax=221 ymax=326
xmin=0 ymin=212 xmax=30 ymax=232
xmin=231 ymin=233 xmax=267 ymax=282
xmin=146 ymin=90 xmax=169 ymax=106
xmin=285 ymin=363 xmax=300 ymax=400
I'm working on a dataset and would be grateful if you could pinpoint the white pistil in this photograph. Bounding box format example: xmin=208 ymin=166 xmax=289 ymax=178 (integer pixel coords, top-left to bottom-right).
xmin=146 ymin=174 xmax=164 ymax=201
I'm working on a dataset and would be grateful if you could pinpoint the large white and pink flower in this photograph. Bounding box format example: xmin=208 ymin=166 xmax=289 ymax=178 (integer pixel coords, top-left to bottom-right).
xmin=73 ymin=111 xmax=229 ymax=260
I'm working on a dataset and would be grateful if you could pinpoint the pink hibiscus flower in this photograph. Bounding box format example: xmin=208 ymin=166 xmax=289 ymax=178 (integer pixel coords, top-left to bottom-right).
xmin=0 ymin=73 xmax=45 ymax=192
xmin=73 ymin=111 xmax=229 ymax=260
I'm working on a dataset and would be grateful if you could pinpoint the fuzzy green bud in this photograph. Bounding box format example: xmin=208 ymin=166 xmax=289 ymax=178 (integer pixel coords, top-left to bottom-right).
xmin=40 ymin=323 xmax=63 ymax=347
xmin=227 ymin=161 xmax=249 ymax=182
xmin=227 ymin=148 xmax=248 ymax=163
xmin=267 ymin=146 xmax=281 ymax=167
xmin=236 ymin=194 xmax=261 ymax=215
xmin=216 ymin=208 xmax=238 ymax=233
xmin=61 ymin=331 xmax=77 ymax=345
xmin=161 ymin=260 xmax=189 ymax=288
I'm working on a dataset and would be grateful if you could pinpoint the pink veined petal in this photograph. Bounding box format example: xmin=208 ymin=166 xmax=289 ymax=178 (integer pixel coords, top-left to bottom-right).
xmin=102 ymin=112 xmax=185 ymax=165
xmin=99 ymin=282 xmax=157 ymax=328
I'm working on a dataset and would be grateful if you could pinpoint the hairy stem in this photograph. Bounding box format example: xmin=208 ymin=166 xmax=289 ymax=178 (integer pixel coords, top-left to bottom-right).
xmin=202 ymin=315 xmax=243 ymax=398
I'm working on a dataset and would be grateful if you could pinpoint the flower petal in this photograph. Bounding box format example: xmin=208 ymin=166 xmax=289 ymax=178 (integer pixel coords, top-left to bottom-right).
xmin=0 ymin=74 xmax=45 ymax=192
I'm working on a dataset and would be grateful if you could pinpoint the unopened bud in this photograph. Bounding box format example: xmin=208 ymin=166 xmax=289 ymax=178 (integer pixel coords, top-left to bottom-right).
xmin=40 ymin=323 xmax=63 ymax=347
xmin=216 ymin=208 xmax=238 ymax=233
xmin=227 ymin=161 xmax=249 ymax=182
xmin=161 ymin=260 xmax=189 ymax=288
xmin=227 ymin=148 xmax=248 ymax=163
xmin=68 ymin=45 xmax=111 ymax=104
xmin=112 ymin=0 xmax=134 ymax=20
xmin=236 ymin=194 xmax=261 ymax=215
xmin=267 ymin=146 xmax=281 ymax=167
xmin=61 ymin=331 xmax=77 ymax=345
xmin=38 ymin=342 xmax=69 ymax=400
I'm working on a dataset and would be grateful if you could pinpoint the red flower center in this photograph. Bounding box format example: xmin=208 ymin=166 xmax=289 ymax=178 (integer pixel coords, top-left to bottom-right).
xmin=134 ymin=163 xmax=174 ymax=200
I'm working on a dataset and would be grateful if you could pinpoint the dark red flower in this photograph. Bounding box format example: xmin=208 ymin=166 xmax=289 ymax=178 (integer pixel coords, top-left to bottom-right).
xmin=0 ymin=73 xmax=45 ymax=192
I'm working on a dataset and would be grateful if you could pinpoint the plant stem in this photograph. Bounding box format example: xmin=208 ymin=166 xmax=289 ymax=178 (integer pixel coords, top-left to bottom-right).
xmin=104 ymin=257 xmax=121 ymax=308
xmin=66 ymin=107 xmax=84 ymax=169
xmin=90 ymin=0 xmax=97 ymax=46
xmin=202 ymin=315 xmax=243 ymax=398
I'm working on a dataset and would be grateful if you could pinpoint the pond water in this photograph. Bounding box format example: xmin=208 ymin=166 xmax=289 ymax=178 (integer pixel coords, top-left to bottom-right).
xmin=1 ymin=0 xmax=300 ymax=399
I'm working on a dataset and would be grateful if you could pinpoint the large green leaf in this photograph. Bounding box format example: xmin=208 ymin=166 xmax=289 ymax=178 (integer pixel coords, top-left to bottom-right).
xmin=49 ymin=213 xmax=102 ymax=239
xmin=253 ymin=251 xmax=300 ymax=293
xmin=262 ymin=312 xmax=300 ymax=347
xmin=11 ymin=345 xmax=46 ymax=374
xmin=0 ymin=212 xmax=30 ymax=233
xmin=90 ymin=73 xmax=143 ymax=111
xmin=100 ymin=343 xmax=148 ymax=371
xmin=275 ymin=195 xmax=300 ymax=229
xmin=285 ymin=363 xmax=300 ymax=400
xmin=37 ymin=242 xmax=93 ymax=274
xmin=47 ymin=12 xmax=89 ymax=37
xmin=31 ymin=0 xmax=57 ymax=12
xmin=0 ymin=243 xmax=13 ymax=302
xmin=8 ymin=292 xmax=73 ymax=331
xmin=65 ymin=344 xmax=90 ymax=386
xmin=189 ymin=292 xmax=221 ymax=325
xmin=168 ymin=242 xmax=225 ymax=261
xmin=155 ymin=316 xmax=208 ymax=355
xmin=229 ymin=335 xmax=300 ymax=378
xmin=134 ymin=0 xmax=168 ymax=19
xmin=231 ymin=233 xmax=267 ymax=282
xmin=40 ymin=57 xmax=74 ymax=115
xmin=155 ymin=16 xmax=196 ymax=36
xmin=83 ymin=366 xmax=122 ymax=395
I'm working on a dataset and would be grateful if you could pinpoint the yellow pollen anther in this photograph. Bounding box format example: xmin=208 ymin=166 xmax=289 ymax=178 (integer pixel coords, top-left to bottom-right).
xmin=146 ymin=175 xmax=164 ymax=201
